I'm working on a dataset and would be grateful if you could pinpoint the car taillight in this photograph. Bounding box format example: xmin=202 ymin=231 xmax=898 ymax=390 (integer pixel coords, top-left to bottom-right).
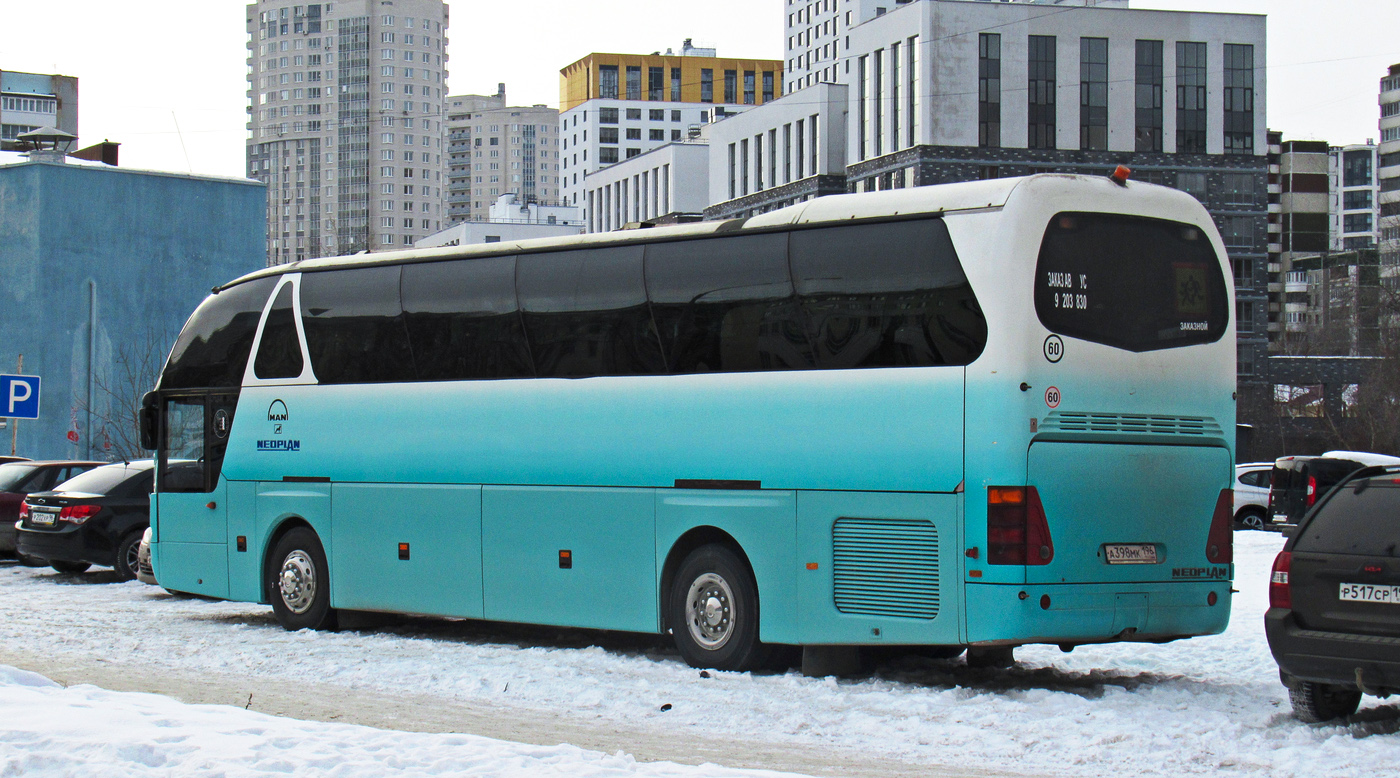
xmin=18 ymin=503 xmax=29 ymax=521
xmin=1270 ymin=551 xmax=1292 ymax=609
xmin=1206 ymin=489 xmax=1233 ymax=564
xmin=58 ymin=504 xmax=102 ymax=525
xmin=1306 ymin=475 xmax=1317 ymax=507
xmin=987 ymin=486 xmax=1054 ymax=565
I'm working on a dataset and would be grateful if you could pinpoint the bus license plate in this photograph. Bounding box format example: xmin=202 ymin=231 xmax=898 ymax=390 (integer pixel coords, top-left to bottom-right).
xmin=1339 ymin=583 xmax=1400 ymax=604
xmin=1104 ymin=544 xmax=1158 ymax=564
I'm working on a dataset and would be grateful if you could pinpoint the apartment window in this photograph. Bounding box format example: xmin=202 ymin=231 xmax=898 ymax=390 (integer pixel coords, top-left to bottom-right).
xmin=857 ymin=56 xmax=867 ymax=160
xmin=979 ymin=34 xmax=1001 ymax=148
xmin=728 ymin=143 xmax=737 ymax=199
xmin=701 ymin=69 xmax=714 ymax=103
xmin=599 ymin=147 xmax=618 ymax=164
xmin=626 ymin=148 xmax=641 ymax=158
xmin=1028 ymin=36 xmax=1056 ymax=150
xmin=671 ymin=110 xmax=681 ymax=122
xmin=650 ymin=129 xmax=665 ymax=141
xmin=763 ymin=71 xmax=774 ymax=102
xmin=599 ymin=65 xmax=619 ymax=99
xmin=599 ymin=127 xmax=618 ymax=144
xmin=1176 ymin=42 xmax=1207 ymax=153
xmin=1080 ymin=38 xmax=1108 ymax=151
xmin=890 ymin=41 xmax=900 ymax=153
xmin=1345 ymin=213 xmax=1373 ymax=233
xmin=872 ymin=50 xmax=883 ymax=157
xmin=599 ymin=107 xmax=618 ymax=124
xmin=907 ymin=36 xmax=917 ymax=149
xmin=627 ymin=108 xmax=642 ymax=121
xmin=755 ymin=135 xmax=764 ymax=190
xmin=1223 ymin=44 xmax=1255 ymax=155
xmin=649 ymin=109 xmax=664 ymax=121
xmin=649 ymin=66 xmax=664 ymax=101
xmin=725 ymin=70 xmax=738 ymax=103
xmin=1135 ymin=40 xmax=1164 ymax=152
xmin=1343 ymin=189 xmax=1373 ymax=210
xmin=1176 ymin=172 xmax=1207 ymax=199
xmin=671 ymin=68 xmax=682 ymax=101
xmin=741 ymin=138 xmax=749 ymax=195
xmin=795 ymin=119 xmax=805 ymax=179
xmin=626 ymin=128 xmax=641 ymax=140
xmin=1220 ymin=172 xmax=1257 ymax=205
xmin=744 ymin=71 xmax=756 ymax=104
xmin=671 ymin=129 xmax=681 ymax=141
xmin=626 ymin=66 xmax=642 ymax=100
xmin=783 ymin=124 xmax=792 ymax=183
xmin=1344 ymin=150 xmax=1373 ymax=187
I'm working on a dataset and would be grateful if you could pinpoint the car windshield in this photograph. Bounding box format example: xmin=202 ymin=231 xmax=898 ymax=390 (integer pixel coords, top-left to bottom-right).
xmin=0 ymin=464 xmax=39 ymax=492
xmin=55 ymin=463 xmax=149 ymax=496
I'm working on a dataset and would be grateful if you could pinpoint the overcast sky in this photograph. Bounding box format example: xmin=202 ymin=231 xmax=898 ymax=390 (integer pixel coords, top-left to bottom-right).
xmin=5 ymin=0 xmax=1395 ymax=177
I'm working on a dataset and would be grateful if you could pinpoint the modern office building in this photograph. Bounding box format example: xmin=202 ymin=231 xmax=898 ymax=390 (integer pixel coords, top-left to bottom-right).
xmin=1330 ymin=142 xmax=1379 ymax=252
xmin=581 ymin=141 xmax=709 ymax=232
xmin=0 ymin=70 xmax=78 ymax=150
xmin=559 ymin=45 xmax=783 ymax=220
xmin=1378 ymin=64 xmax=1400 ymax=287
xmin=246 ymin=0 xmax=449 ymax=265
xmin=445 ymin=85 xmax=561 ymax=224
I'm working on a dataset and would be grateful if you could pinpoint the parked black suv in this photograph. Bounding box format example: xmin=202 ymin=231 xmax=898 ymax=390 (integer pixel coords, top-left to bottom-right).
xmin=16 ymin=461 xmax=154 ymax=581
xmin=1268 ymin=451 xmax=1400 ymax=529
xmin=1266 ymin=464 xmax=1400 ymax=721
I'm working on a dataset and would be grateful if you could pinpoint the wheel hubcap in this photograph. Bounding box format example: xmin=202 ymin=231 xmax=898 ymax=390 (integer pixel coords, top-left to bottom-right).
xmin=686 ymin=573 xmax=735 ymax=650
xmin=125 ymin=542 xmax=141 ymax=575
xmin=279 ymin=550 xmax=317 ymax=614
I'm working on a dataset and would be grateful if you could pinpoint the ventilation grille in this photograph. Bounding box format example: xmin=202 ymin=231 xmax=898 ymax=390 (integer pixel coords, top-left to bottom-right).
xmin=1040 ymin=412 xmax=1223 ymax=437
xmin=832 ymin=518 xmax=939 ymax=620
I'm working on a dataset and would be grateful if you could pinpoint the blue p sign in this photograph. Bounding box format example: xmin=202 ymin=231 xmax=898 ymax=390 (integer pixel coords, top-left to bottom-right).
xmin=1 ymin=375 xmax=40 ymax=419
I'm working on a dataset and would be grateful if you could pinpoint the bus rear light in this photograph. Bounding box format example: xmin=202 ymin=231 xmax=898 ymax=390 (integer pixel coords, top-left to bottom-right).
xmin=1270 ymin=551 xmax=1292 ymax=609
xmin=987 ymin=486 xmax=1054 ymax=566
xmin=1206 ymin=489 xmax=1233 ymax=564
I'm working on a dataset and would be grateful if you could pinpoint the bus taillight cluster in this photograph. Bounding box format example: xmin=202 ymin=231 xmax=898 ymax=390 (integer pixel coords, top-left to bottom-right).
xmin=986 ymin=486 xmax=1054 ymax=566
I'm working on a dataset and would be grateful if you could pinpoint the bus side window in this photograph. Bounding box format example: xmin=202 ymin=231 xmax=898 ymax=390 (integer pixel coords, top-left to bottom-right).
xmin=644 ymin=233 xmax=810 ymax=373
xmin=254 ymin=282 xmax=306 ymax=380
xmin=402 ymin=256 xmax=535 ymax=380
xmin=300 ymin=266 xmax=417 ymax=384
xmin=790 ymin=218 xmax=986 ymax=369
xmin=518 ymin=246 xmax=665 ymax=378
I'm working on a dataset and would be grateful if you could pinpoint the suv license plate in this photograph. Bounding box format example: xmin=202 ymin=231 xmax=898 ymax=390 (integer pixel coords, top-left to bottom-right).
xmin=1104 ymin=544 xmax=1158 ymax=564
xmin=1339 ymin=583 xmax=1400 ymax=603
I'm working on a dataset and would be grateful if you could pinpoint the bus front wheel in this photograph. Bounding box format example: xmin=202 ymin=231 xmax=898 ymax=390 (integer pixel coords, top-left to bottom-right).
xmin=267 ymin=527 xmax=337 ymax=631
xmin=669 ymin=544 xmax=764 ymax=672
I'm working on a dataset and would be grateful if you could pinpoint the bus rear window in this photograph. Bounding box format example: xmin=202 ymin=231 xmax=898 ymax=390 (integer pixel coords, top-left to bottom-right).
xmin=1033 ymin=212 xmax=1228 ymax=352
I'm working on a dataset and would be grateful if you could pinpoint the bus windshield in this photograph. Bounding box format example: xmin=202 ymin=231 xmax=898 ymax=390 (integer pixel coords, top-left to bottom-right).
xmin=1033 ymin=212 xmax=1229 ymax=353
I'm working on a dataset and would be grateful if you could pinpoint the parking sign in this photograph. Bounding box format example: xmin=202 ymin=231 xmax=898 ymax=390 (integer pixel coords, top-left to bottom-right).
xmin=0 ymin=375 xmax=40 ymax=419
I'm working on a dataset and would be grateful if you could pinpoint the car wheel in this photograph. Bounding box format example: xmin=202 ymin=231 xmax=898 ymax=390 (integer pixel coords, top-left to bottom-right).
xmin=669 ymin=544 xmax=765 ymax=672
xmin=50 ymin=560 xmax=91 ymax=574
xmin=1235 ymin=509 xmax=1267 ymax=531
xmin=266 ymin=526 xmax=337 ymax=631
xmin=112 ymin=530 xmax=144 ymax=582
xmin=1288 ymin=679 xmax=1362 ymax=723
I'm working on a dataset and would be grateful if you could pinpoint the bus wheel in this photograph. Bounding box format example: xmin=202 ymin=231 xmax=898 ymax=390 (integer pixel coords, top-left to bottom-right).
xmin=267 ymin=527 xmax=337 ymax=631
xmin=669 ymin=544 xmax=763 ymax=672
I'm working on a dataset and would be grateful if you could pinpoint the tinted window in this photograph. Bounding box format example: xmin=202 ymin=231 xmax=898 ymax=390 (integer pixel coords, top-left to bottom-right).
xmin=519 ymin=246 xmax=665 ymax=377
xmin=790 ymin=219 xmax=986 ymax=369
xmin=58 ymin=464 xmax=152 ymax=496
xmin=301 ymin=266 xmax=417 ymax=384
xmin=645 ymin=233 xmax=811 ymax=372
xmin=163 ymin=277 xmax=278 ymax=389
xmin=253 ymin=282 xmax=305 ymax=379
xmin=1034 ymin=213 xmax=1228 ymax=352
xmin=403 ymin=257 xmax=534 ymax=380
xmin=1296 ymin=478 xmax=1400 ymax=554
xmin=0 ymin=464 xmax=39 ymax=492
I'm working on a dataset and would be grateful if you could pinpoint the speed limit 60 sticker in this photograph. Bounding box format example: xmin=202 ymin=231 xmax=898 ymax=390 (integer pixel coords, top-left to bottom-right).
xmin=1045 ymin=386 xmax=1061 ymax=408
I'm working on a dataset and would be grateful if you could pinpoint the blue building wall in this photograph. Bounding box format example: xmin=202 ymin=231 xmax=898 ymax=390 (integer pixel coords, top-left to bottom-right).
xmin=0 ymin=159 xmax=264 ymax=460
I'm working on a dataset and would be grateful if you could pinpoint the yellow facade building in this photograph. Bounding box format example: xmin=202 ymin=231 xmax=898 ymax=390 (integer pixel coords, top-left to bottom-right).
xmin=560 ymin=52 xmax=784 ymax=112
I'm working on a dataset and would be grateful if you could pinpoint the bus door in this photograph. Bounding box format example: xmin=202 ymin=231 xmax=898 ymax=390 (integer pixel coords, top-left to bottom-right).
xmin=155 ymin=392 xmax=237 ymax=597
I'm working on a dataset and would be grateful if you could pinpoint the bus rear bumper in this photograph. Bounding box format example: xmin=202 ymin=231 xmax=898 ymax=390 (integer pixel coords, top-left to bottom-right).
xmin=964 ymin=581 xmax=1232 ymax=646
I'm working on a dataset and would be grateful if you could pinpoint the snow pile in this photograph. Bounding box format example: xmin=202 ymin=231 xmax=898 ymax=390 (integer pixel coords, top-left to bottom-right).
xmin=0 ymin=532 xmax=1393 ymax=776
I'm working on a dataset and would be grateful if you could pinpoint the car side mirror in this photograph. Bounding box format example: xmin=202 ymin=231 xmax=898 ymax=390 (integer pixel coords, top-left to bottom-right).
xmin=139 ymin=391 xmax=159 ymax=451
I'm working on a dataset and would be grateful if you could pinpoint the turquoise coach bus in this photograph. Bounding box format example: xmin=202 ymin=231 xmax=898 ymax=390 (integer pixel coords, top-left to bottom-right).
xmin=143 ymin=173 xmax=1236 ymax=671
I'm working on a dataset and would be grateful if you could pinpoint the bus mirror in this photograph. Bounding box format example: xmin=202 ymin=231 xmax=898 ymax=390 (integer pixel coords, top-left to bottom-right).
xmin=139 ymin=391 xmax=159 ymax=451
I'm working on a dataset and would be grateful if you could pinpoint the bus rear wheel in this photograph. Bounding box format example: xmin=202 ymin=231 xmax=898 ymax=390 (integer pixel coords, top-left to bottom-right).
xmin=669 ymin=544 xmax=764 ymax=672
xmin=267 ymin=527 xmax=337 ymax=631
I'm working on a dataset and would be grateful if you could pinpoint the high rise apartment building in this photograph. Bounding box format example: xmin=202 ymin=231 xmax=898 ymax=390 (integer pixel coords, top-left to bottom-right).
xmin=559 ymin=45 xmax=783 ymax=219
xmin=0 ymin=70 xmax=78 ymax=149
xmin=246 ymin=0 xmax=449 ymax=265
xmin=445 ymin=86 xmax=561 ymax=224
xmin=1330 ymin=143 xmax=1380 ymax=252
xmin=1378 ymin=64 xmax=1400 ymax=285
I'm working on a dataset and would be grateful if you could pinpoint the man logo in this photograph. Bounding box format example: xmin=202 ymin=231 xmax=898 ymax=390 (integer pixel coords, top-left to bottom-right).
xmin=268 ymin=400 xmax=289 ymax=422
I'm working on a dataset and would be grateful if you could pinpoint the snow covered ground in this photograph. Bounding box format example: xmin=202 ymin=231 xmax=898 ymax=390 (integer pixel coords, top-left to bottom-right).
xmin=0 ymin=531 xmax=1395 ymax=777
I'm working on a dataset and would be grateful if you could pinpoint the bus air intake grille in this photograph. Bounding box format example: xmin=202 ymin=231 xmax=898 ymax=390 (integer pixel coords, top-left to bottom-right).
xmin=832 ymin=518 xmax=939 ymax=620
xmin=1041 ymin=412 xmax=1223 ymax=437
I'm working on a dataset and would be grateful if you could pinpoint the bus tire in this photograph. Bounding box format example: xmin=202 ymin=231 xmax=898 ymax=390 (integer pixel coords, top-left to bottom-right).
xmin=669 ymin=544 xmax=764 ymax=672
xmin=267 ymin=527 xmax=337 ymax=631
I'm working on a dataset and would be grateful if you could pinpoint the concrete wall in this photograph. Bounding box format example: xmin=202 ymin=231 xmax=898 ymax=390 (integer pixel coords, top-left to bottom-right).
xmin=0 ymin=159 xmax=264 ymax=460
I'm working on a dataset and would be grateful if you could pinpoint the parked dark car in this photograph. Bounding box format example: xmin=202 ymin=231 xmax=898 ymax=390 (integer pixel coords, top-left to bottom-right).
xmin=16 ymin=460 xmax=154 ymax=581
xmin=1266 ymin=463 xmax=1400 ymax=722
xmin=0 ymin=460 xmax=105 ymax=561
xmin=1268 ymin=451 xmax=1400 ymax=529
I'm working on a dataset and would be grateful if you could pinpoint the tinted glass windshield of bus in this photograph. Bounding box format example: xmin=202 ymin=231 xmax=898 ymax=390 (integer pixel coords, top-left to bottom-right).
xmin=162 ymin=277 xmax=277 ymax=389
xmin=1034 ymin=212 xmax=1228 ymax=352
